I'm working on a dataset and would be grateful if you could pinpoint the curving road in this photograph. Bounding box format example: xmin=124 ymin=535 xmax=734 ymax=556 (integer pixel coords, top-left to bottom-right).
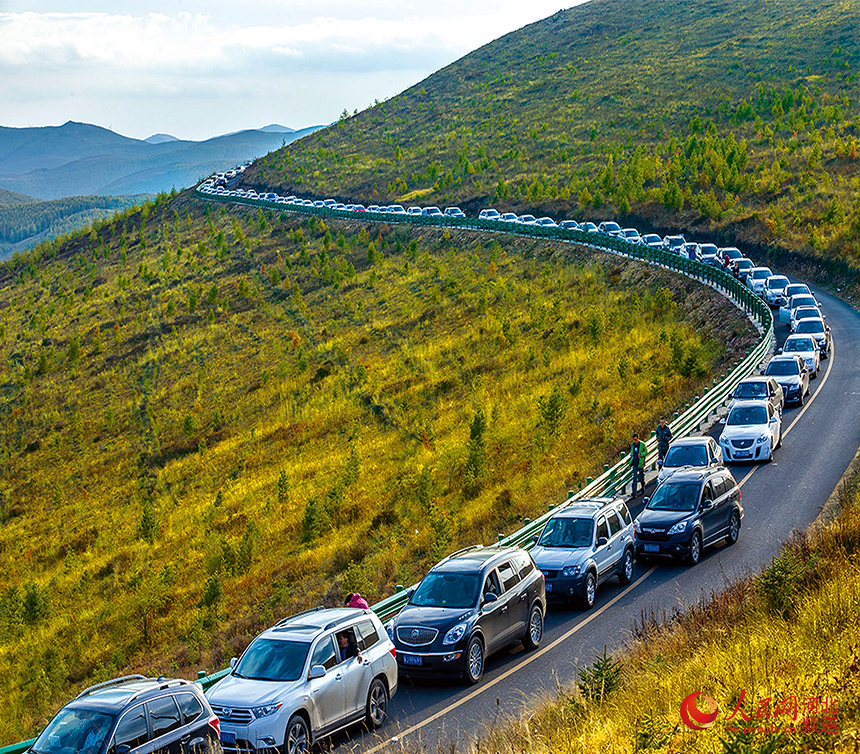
xmin=325 ymin=279 xmax=860 ymax=753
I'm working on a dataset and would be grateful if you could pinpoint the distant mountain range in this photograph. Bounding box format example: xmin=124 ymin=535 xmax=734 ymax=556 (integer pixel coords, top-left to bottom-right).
xmin=0 ymin=121 xmax=324 ymax=200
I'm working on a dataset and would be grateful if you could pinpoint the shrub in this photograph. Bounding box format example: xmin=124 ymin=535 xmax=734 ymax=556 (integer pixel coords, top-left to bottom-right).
xmin=277 ymin=469 xmax=290 ymax=505
xmin=577 ymin=646 xmax=622 ymax=703
xmin=536 ymin=385 xmax=569 ymax=440
xmin=301 ymin=497 xmax=331 ymax=542
xmin=464 ymin=409 xmax=487 ymax=498
xmin=138 ymin=500 xmax=158 ymax=544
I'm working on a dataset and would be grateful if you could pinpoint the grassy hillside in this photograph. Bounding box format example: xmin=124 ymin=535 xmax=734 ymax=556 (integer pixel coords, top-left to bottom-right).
xmin=0 ymin=193 xmax=752 ymax=740
xmin=470 ymin=467 xmax=860 ymax=754
xmin=0 ymin=189 xmax=36 ymax=206
xmin=245 ymin=0 xmax=860 ymax=272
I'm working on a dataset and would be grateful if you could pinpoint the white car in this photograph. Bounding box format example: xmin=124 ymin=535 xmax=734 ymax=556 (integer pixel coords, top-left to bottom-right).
xmin=699 ymin=243 xmax=720 ymax=266
xmin=781 ymin=333 xmax=820 ymax=377
xmin=663 ymin=235 xmax=686 ymax=254
xmin=620 ymin=228 xmax=643 ymax=244
xmin=719 ymin=401 xmax=781 ymax=463
xmin=516 ymin=214 xmax=538 ymax=224
xmin=657 ymin=436 xmax=723 ymax=485
xmin=746 ymin=267 xmax=774 ymax=296
xmin=779 ymin=291 xmax=818 ymax=325
xmin=790 ymin=305 xmax=823 ymax=332
xmin=642 ymin=233 xmax=664 ymax=249
xmin=598 ymin=220 xmax=622 ymax=235
xmin=499 ymin=212 xmax=519 ymax=223
xmin=479 ymin=208 xmax=501 ymax=220
xmin=207 ymin=608 xmax=397 ymax=753
xmin=764 ymin=275 xmax=790 ymax=306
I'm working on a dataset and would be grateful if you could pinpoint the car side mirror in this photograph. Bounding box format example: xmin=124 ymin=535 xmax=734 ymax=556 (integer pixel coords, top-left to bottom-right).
xmin=770 ymin=416 xmax=778 ymax=424
xmin=533 ymin=534 xmax=539 ymax=545
xmin=407 ymin=586 xmax=416 ymax=599
xmin=719 ymin=418 xmax=726 ymax=425
xmin=482 ymin=592 xmax=498 ymax=607
xmin=113 ymin=746 xmax=132 ymax=754
xmin=642 ymin=497 xmax=650 ymax=506
xmin=230 ymin=657 xmax=238 ymax=669
xmin=777 ymin=348 xmax=783 ymax=354
xmin=702 ymin=499 xmax=714 ymax=510
xmin=596 ymin=537 xmax=608 ymax=547
xmin=309 ymin=664 xmax=327 ymax=680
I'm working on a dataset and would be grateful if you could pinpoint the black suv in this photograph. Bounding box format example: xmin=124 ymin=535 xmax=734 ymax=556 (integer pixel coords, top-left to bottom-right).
xmin=29 ymin=676 xmax=221 ymax=754
xmin=386 ymin=546 xmax=545 ymax=685
xmin=633 ymin=467 xmax=742 ymax=565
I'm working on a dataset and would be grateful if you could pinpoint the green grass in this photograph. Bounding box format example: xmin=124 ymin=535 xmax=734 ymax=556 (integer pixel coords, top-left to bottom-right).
xmin=245 ymin=0 xmax=860 ymax=274
xmin=0 ymin=194 xmax=753 ymax=741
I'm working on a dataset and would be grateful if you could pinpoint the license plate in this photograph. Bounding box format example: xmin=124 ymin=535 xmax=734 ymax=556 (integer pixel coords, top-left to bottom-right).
xmin=401 ymin=654 xmax=422 ymax=666
xmin=735 ymin=450 xmax=751 ymax=458
xmin=221 ymin=732 xmax=236 ymax=745
xmin=643 ymin=544 xmax=660 ymax=553
xmin=545 ymin=583 xmax=552 ymax=592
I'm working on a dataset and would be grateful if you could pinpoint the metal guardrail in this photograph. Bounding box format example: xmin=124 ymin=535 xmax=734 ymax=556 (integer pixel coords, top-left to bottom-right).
xmin=0 ymin=191 xmax=773 ymax=752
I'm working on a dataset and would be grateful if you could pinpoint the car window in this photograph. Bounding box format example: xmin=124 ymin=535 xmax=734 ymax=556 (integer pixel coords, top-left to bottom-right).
xmin=176 ymin=693 xmax=203 ymax=725
xmin=483 ymin=570 xmax=502 ymax=598
xmin=113 ymin=705 xmax=149 ymax=752
xmin=497 ymin=561 xmax=520 ymax=592
xmin=512 ymin=551 xmax=535 ymax=579
xmin=606 ymin=512 xmax=623 ymax=536
xmin=148 ymin=697 xmax=181 ymax=740
xmin=357 ymin=620 xmax=380 ymax=651
xmin=335 ymin=627 xmax=361 ymax=664
xmin=712 ymin=478 xmax=728 ymax=499
xmin=596 ymin=517 xmax=609 ymax=542
xmin=618 ymin=503 xmax=632 ymax=526
xmin=702 ymin=482 xmax=716 ymax=503
xmin=723 ymin=476 xmax=738 ymax=499
xmin=310 ymin=635 xmax=338 ymax=671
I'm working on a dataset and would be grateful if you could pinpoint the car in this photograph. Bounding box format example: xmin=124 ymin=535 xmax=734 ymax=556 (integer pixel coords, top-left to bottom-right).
xmin=479 ymin=208 xmax=501 ymax=220
xmin=207 ymin=607 xmax=397 ymax=753
xmin=598 ymin=220 xmax=622 ymax=235
xmin=530 ymin=498 xmax=635 ymax=608
xmin=313 ymin=200 xmax=325 ymax=208
xmin=764 ymin=354 xmax=810 ymax=405
xmin=444 ymin=207 xmax=466 ymax=217
xmin=421 ymin=206 xmax=443 ymax=217
xmin=578 ymin=221 xmax=599 ymax=233
xmin=746 ymin=267 xmax=774 ymax=295
xmin=733 ymin=258 xmax=755 ymax=283
xmin=720 ymin=247 xmax=744 ymax=268
xmin=719 ymin=400 xmax=782 ymax=463
xmin=663 ymin=235 xmax=686 ymax=254
xmin=699 ymin=243 xmax=720 ymax=265
xmin=516 ymin=214 xmax=537 ymax=224
xmin=386 ymin=545 xmax=545 ymax=685
xmin=656 ymin=436 xmax=723 ymax=485
xmin=783 ymin=283 xmax=812 ymax=300
xmin=30 ymin=676 xmax=221 ymax=754
xmin=727 ymin=376 xmax=785 ymax=416
xmin=790 ymin=305 xmax=824 ymax=333
xmin=498 ymin=212 xmax=518 ymax=222
xmin=780 ymin=292 xmax=819 ymax=325
xmin=620 ymin=228 xmax=643 ymax=244
xmin=764 ymin=275 xmax=791 ymax=306
xmin=406 ymin=206 xmax=422 ymax=215
xmin=634 ymin=467 xmax=742 ymax=565
xmin=682 ymin=242 xmax=700 ymax=260
xmin=793 ymin=317 xmax=831 ymax=358
xmin=322 ymin=199 xmax=337 ymax=207
xmin=333 ymin=203 xmax=347 ymax=210
xmin=536 ymin=217 xmax=558 ymax=227
xmin=387 ymin=204 xmax=406 ymax=214
xmin=641 ymin=233 xmax=664 ymax=249
xmin=558 ymin=219 xmax=580 ymax=230
xmin=781 ymin=333 xmax=820 ymax=377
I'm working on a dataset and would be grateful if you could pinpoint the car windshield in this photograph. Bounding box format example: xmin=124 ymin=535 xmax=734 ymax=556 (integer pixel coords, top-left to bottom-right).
xmin=647 ymin=482 xmax=700 ymax=512
xmin=766 ymin=361 xmax=800 ymax=376
xmin=791 ymin=296 xmax=816 ymax=309
xmin=784 ymin=338 xmax=815 ymax=352
xmin=785 ymin=286 xmax=810 ymax=297
xmin=233 ymin=638 xmax=310 ymax=682
xmin=796 ymin=320 xmax=825 ymax=334
xmin=700 ymin=244 xmax=718 ymax=254
xmin=734 ymin=381 xmax=768 ymax=398
xmin=410 ymin=572 xmax=480 ymax=608
xmin=32 ymin=709 xmax=115 ymax=754
xmin=538 ymin=517 xmax=593 ymax=548
xmin=752 ymin=269 xmax=771 ymax=279
xmin=603 ymin=222 xmax=621 ymax=231
xmin=663 ymin=445 xmax=708 ymax=467
xmin=767 ymin=277 xmax=789 ymax=288
xmin=737 ymin=260 xmax=753 ymax=269
xmin=795 ymin=308 xmax=819 ymax=319
xmin=727 ymin=405 xmax=768 ymax=425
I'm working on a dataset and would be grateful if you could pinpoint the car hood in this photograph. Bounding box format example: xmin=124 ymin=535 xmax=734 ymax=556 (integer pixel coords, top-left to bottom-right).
xmin=770 ymin=373 xmax=801 ymax=385
xmin=657 ymin=463 xmax=704 ymax=484
xmin=785 ymin=350 xmax=816 ymax=360
xmin=721 ymin=424 xmax=768 ymax=440
xmin=207 ymin=673 xmax=300 ymax=708
xmin=637 ymin=508 xmax=696 ymax=529
xmin=394 ymin=605 xmax=475 ymax=633
xmin=530 ymin=545 xmax=592 ymax=570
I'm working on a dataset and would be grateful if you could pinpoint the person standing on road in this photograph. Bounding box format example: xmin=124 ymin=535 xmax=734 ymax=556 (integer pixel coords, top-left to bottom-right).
xmin=656 ymin=417 xmax=673 ymax=467
xmin=630 ymin=432 xmax=647 ymax=497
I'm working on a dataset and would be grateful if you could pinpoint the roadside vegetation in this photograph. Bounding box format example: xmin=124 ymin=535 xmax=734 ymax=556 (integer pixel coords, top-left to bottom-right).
xmin=0 ymin=193 xmax=752 ymax=741
xmin=245 ymin=0 xmax=860 ymax=274
xmin=466 ymin=468 xmax=860 ymax=754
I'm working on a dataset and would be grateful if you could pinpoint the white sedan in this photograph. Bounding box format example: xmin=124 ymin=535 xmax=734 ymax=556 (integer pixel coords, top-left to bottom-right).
xmin=764 ymin=275 xmax=790 ymax=306
xmin=746 ymin=267 xmax=774 ymax=296
xmin=719 ymin=401 xmax=782 ymax=463
xmin=781 ymin=334 xmax=821 ymax=378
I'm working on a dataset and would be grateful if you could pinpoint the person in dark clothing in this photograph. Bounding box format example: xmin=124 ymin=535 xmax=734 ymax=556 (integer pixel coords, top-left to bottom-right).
xmin=337 ymin=631 xmax=362 ymax=663
xmin=631 ymin=432 xmax=647 ymax=497
xmin=656 ymin=417 xmax=673 ymax=467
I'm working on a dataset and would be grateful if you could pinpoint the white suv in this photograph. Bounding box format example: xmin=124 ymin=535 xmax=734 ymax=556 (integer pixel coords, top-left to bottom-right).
xmin=207 ymin=607 xmax=397 ymax=754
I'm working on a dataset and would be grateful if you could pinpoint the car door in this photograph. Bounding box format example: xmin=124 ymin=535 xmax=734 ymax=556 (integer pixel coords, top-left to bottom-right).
xmin=496 ymin=560 xmax=527 ymax=640
xmin=604 ymin=511 xmax=627 ymax=576
xmin=110 ymin=703 xmax=151 ymax=754
xmin=700 ymin=481 xmax=723 ymax=543
xmin=306 ymin=634 xmax=345 ymax=732
xmin=146 ymin=696 xmax=183 ymax=754
xmin=337 ymin=625 xmax=372 ymax=719
xmin=592 ymin=515 xmax=613 ymax=583
xmin=479 ymin=568 xmax=508 ymax=653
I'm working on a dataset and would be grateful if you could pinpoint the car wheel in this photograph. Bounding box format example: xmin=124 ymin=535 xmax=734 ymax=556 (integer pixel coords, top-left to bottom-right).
xmin=581 ymin=571 xmax=597 ymax=609
xmin=522 ymin=604 xmax=544 ymax=650
xmin=687 ymin=531 xmax=702 ymax=566
xmin=365 ymin=677 xmax=389 ymax=730
xmin=726 ymin=511 xmax=741 ymax=546
xmin=776 ymin=429 xmax=782 ymax=449
xmin=464 ymin=635 xmax=485 ymax=685
xmin=284 ymin=715 xmax=310 ymax=754
xmin=618 ymin=549 xmax=634 ymax=585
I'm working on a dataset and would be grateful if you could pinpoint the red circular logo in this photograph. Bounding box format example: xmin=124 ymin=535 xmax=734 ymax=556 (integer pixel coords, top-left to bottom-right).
xmin=680 ymin=692 xmax=720 ymax=730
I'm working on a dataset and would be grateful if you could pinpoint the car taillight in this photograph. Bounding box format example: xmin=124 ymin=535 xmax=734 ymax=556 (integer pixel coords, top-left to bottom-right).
xmin=208 ymin=715 xmax=220 ymax=736
xmin=389 ymin=646 xmax=397 ymax=659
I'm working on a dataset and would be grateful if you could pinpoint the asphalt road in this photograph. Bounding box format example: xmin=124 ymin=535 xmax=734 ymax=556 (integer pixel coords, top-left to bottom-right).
xmin=330 ymin=279 xmax=860 ymax=753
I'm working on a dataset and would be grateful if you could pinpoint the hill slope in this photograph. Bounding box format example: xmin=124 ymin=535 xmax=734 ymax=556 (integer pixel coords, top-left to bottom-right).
xmin=0 ymin=188 xmax=37 ymax=206
xmin=244 ymin=0 xmax=860 ymax=269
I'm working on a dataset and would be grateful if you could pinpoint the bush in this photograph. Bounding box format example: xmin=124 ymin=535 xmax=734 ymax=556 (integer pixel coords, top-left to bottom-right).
xmin=536 ymin=385 xmax=569 ymax=440
xmin=301 ymin=497 xmax=331 ymax=542
xmin=577 ymin=646 xmax=622 ymax=703
xmin=464 ymin=409 xmax=487 ymax=498
xmin=138 ymin=500 xmax=158 ymax=544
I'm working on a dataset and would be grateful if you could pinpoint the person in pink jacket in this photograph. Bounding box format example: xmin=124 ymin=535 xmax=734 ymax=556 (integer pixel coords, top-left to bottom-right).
xmin=346 ymin=592 xmax=370 ymax=609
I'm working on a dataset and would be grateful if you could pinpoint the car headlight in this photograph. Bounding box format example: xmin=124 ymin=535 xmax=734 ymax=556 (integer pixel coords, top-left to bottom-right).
xmin=562 ymin=565 xmax=581 ymax=577
xmin=252 ymin=703 xmax=282 ymax=718
xmin=443 ymin=623 xmax=467 ymax=645
xmin=634 ymin=519 xmax=641 ymax=533
xmin=667 ymin=521 xmax=688 ymax=536
xmin=385 ymin=620 xmax=395 ymax=641
xmin=756 ymin=434 xmax=769 ymax=444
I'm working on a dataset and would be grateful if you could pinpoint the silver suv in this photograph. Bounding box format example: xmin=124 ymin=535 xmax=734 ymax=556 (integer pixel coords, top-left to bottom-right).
xmin=207 ymin=607 xmax=397 ymax=754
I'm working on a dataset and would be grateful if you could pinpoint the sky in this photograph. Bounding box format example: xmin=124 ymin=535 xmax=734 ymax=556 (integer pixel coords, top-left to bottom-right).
xmin=0 ymin=1 xmax=581 ymax=141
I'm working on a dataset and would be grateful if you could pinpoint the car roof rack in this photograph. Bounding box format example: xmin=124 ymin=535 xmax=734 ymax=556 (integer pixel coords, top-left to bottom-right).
xmin=75 ymin=675 xmax=147 ymax=699
xmin=127 ymin=678 xmax=189 ymax=703
xmin=275 ymin=606 xmax=325 ymax=627
xmin=435 ymin=544 xmax=484 ymax=567
xmin=324 ymin=613 xmax=359 ymax=630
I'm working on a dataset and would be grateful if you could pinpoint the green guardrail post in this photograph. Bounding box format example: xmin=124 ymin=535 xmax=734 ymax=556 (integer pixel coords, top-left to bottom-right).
xmin=524 ymin=518 xmax=531 ymax=526
xmin=586 ymin=477 xmax=593 ymax=485
xmin=198 ymin=671 xmax=206 ymax=679
xmin=568 ymin=490 xmax=576 ymax=499
xmin=673 ymin=411 xmax=680 ymax=420
xmin=549 ymin=503 xmax=556 ymax=511
xmin=396 ymin=584 xmax=404 ymax=592
xmin=498 ymin=533 xmax=505 ymax=543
